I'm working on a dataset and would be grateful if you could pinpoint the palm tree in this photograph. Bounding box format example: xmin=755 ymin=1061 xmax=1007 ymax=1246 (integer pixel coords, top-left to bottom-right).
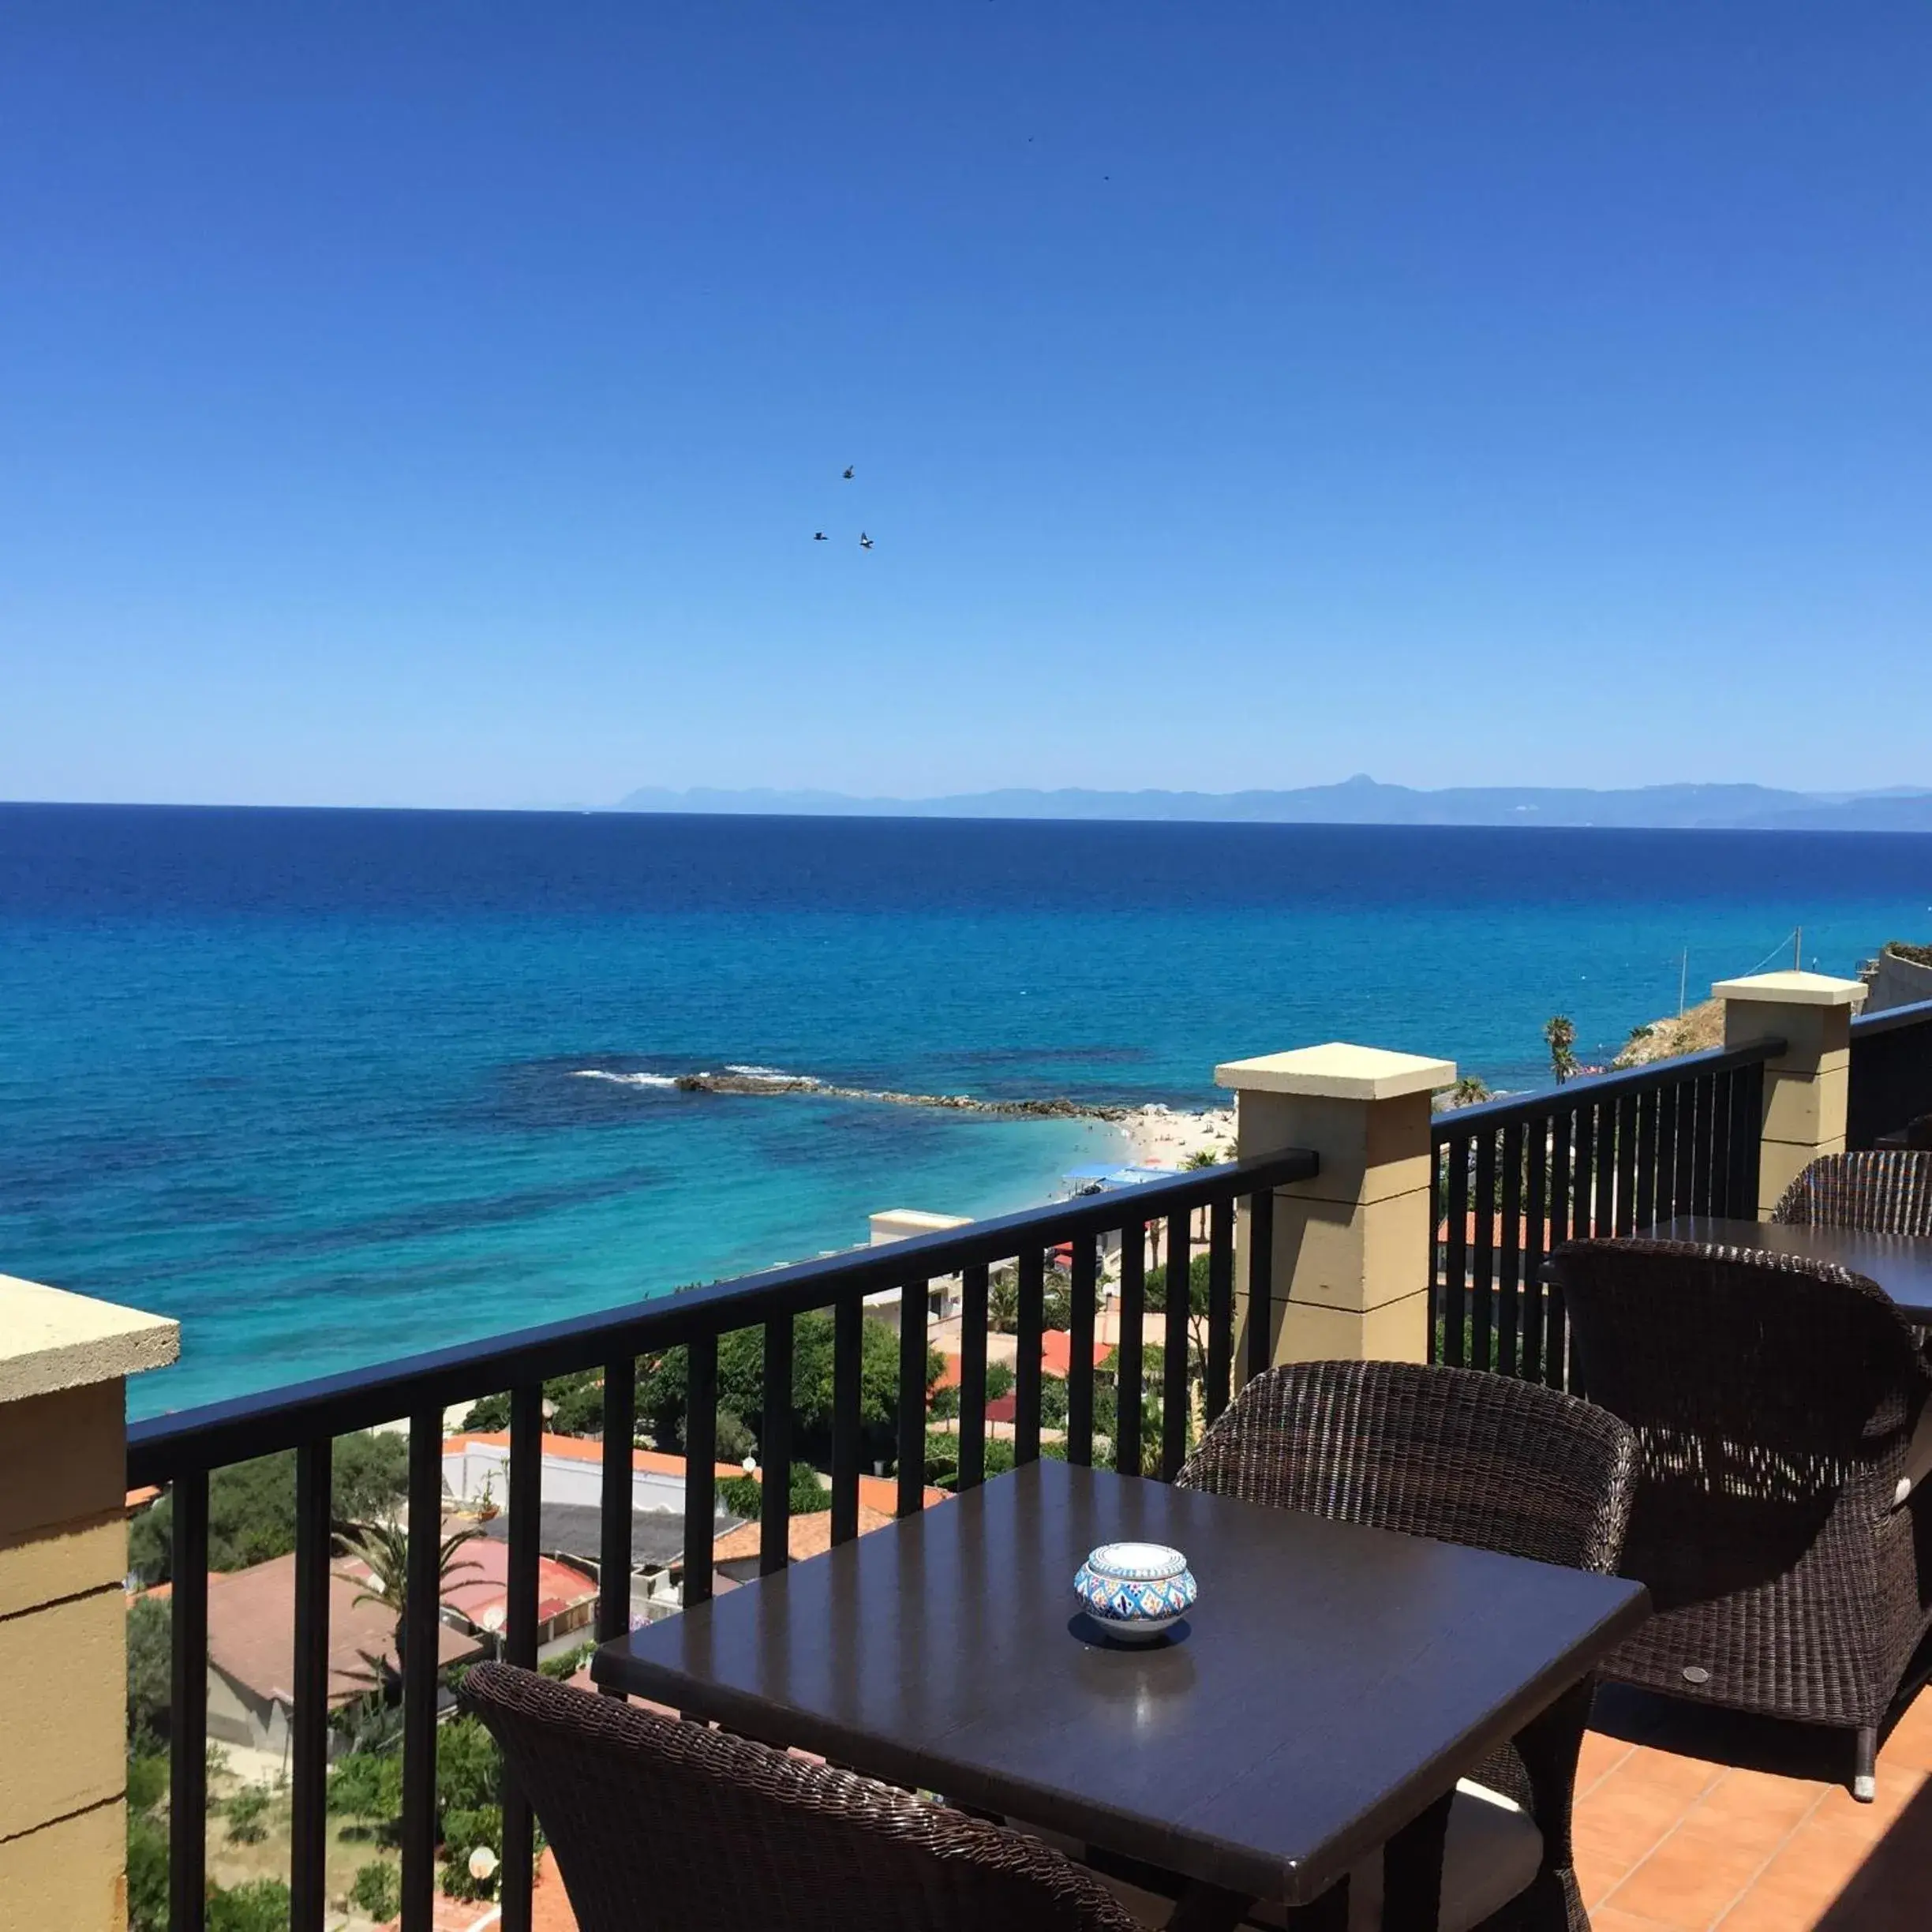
xmin=1544 ymin=1015 xmax=1578 ymax=1087
xmin=335 ymin=1518 xmax=485 ymax=1682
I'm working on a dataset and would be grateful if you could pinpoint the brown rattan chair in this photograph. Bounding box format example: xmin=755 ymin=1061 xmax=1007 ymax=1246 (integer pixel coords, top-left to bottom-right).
xmin=1552 ymin=1237 xmax=1932 ymax=1801
xmin=460 ymin=1660 xmax=1145 ymax=1932
xmin=1175 ymin=1360 xmax=1639 ymax=1932
xmin=1770 ymin=1149 xmax=1932 ymax=1234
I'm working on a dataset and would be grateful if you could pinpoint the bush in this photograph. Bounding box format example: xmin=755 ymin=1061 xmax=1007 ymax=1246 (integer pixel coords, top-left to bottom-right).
xmin=225 ymin=1781 xmax=273 ymax=1844
xmin=440 ymin=1805 xmax=503 ymax=1900
xmin=127 ymin=1807 xmax=170 ymax=1931
xmin=129 ymin=1436 xmax=409 ymax=1584
xmin=127 ymin=1594 xmax=172 ymax=1748
xmin=328 ymin=1746 xmax=403 ymax=1837
xmin=206 ymin=1879 xmax=293 ymax=1932
xmin=538 ymin=1640 xmax=597 ymax=1680
xmin=350 ymin=1860 xmax=400 ymax=1919
xmin=718 ymin=1462 xmax=827 ymax=1522
xmin=126 ymin=1751 xmax=168 ymax=1814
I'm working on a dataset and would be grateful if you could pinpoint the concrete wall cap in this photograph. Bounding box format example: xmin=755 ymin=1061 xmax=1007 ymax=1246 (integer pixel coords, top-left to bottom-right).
xmin=1215 ymin=1043 xmax=1456 ymax=1102
xmin=0 ymin=1275 xmax=179 ymax=1404
xmin=1711 ymin=971 xmax=1867 ymax=1009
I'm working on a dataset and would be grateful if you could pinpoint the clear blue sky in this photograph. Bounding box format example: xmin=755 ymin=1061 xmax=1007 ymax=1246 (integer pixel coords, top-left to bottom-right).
xmin=4 ymin=4 xmax=1929 ymax=807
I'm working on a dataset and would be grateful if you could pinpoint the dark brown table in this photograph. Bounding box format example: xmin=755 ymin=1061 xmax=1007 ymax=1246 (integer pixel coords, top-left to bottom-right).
xmin=593 ymin=1460 xmax=1649 ymax=1929
xmin=1645 ymin=1216 xmax=1932 ymax=1324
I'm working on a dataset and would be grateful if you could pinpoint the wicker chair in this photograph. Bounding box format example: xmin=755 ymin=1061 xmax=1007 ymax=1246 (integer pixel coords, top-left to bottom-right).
xmin=1176 ymin=1361 xmax=1639 ymax=1932
xmin=460 ymin=1661 xmax=1144 ymax=1932
xmin=1552 ymin=1237 xmax=1932 ymax=1800
xmin=1770 ymin=1149 xmax=1932 ymax=1234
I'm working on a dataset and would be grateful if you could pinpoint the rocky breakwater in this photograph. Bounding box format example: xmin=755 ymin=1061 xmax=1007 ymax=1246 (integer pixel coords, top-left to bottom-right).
xmin=669 ymin=1069 xmax=1136 ymax=1121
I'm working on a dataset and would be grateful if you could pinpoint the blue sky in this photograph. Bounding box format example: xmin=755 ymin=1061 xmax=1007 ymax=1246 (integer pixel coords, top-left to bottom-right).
xmin=3 ymin=4 xmax=1929 ymax=807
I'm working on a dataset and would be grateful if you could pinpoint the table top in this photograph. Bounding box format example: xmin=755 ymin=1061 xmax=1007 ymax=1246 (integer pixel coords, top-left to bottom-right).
xmin=1645 ymin=1216 xmax=1932 ymax=1323
xmin=592 ymin=1460 xmax=1649 ymax=1905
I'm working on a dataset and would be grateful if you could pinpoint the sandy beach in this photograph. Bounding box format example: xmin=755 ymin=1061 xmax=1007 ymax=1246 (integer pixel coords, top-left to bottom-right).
xmin=1118 ymin=1102 xmax=1237 ymax=1169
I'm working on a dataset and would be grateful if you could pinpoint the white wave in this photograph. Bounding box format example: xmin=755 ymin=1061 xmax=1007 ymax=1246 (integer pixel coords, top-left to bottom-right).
xmin=571 ymin=1069 xmax=679 ymax=1089
xmin=724 ymin=1064 xmax=811 ymax=1080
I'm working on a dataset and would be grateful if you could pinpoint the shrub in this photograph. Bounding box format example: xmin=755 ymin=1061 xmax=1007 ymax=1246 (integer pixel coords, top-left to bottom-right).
xmin=225 ymin=1781 xmax=273 ymax=1844
xmin=350 ymin=1860 xmax=400 ymax=1919
xmin=126 ymin=1751 xmax=168 ymax=1814
xmin=127 ymin=1594 xmax=172 ymax=1748
xmin=440 ymin=1805 xmax=503 ymax=1900
xmin=206 ymin=1879 xmax=293 ymax=1932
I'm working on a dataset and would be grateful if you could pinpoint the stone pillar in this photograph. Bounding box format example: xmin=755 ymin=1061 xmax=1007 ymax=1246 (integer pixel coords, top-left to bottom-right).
xmin=1713 ymin=970 xmax=1867 ymax=1218
xmin=0 ymin=1275 xmax=178 ymax=1931
xmin=1215 ymin=1043 xmax=1455 ymax=1372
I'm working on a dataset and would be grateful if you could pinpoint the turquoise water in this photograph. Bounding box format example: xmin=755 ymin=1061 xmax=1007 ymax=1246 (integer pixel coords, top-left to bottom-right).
xmin=2 ymin=805 xmax=1927 ymax=1417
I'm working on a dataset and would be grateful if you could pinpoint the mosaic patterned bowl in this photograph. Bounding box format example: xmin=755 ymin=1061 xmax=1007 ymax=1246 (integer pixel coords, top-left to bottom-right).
xmin=1074 ymin=1541 xmax=1196 ymax=1642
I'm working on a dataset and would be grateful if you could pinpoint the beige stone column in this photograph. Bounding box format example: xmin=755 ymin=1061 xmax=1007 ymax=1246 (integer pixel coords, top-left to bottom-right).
xmin=1215 ymin=1043 xmax=1455 ymax=1372
xmin=0 ymin=1275 xmax=178 ymax=1931
xmin=1713 ymin=970 xmax=1867 ymax=1218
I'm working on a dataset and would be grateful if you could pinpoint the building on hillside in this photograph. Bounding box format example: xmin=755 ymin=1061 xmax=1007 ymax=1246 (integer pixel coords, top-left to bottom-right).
xmin=195 ymin=1554 xmax=485 ymax=1760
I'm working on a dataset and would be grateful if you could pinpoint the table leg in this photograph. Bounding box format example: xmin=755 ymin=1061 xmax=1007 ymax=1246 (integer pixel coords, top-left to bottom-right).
xmin=1282 ymin=1877 xmax=1349 ymax=1929
xmin=1167 ymin=1881 xmax=1253 ymax=1932
xmin=1380 ymin=1788 xmax=1454 ymax=1932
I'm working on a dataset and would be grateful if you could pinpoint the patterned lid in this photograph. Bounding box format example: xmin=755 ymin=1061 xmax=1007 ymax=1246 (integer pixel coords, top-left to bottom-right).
xmin=1084 ymin=1541 xmax=1188 ymax=1582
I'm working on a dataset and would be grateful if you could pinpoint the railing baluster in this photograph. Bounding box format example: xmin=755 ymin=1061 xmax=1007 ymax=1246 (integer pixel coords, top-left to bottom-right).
xmin=1205 ymin=1196 xmax=1234 ymax=1423
xmin=168 ymin=1470 xmax=209 ymax=1932
xmin=1671 ymin=1076 xmax=1695 ymax=1219
xmin=598 ymin=1357 xmax=635 ymax=1649
xmin=761 ymin=1315 xmax=795 ymax=1573
xmin=1522 ymin=1118 xmax=1548 ymax=1386
xmin=682 ymin=1335 xmax=718 ymax=1607
xmin=1162 ymin=1210 xmax=1190 ymax=1479
xmin=1545 ymin=1110 xmax=1572 ymax=1387
xmin=1068 ymin=1235 xmax=1097 ymax=1465
xmin=1244 ymin=1189 xmax=1274 ymax=1385
xmin=956 ymin=1265 xmax=987 ymax=1494
xmin=1472 ymin=1132 xmax=1497 ymax=1370
xmin=1498 ymin=1122 xmax=1523 ymax=1378
xmin=402 ymin=1408 xmax=444 ymax=1931
xmin=1613 ymin=1093 xmax=1639 ymax=1234
xmin=1573 ymin=1101 xmax=1599 ymax=1241
xmin=1689 ymin=1074 xmax=1715 ymax=1215
xmin=1015 ymin=1246 xmax=1043 ymax=1466
xmin=897 ymin=1278 xmax=930 ymax=1515
xmin=1443 ymin=1134 xmax=1470 ymax=1368
xmin=290 ymin=1438 xmax=332 ymax=1932
xmin=1117 ymin=1222 xmax=1145 ymax=1477
xmin=831 ymin=1292 xmax=864 ymax=1535
xmin=1711 ymin=1070 xmax=1735 ymax=1216
xmin=1634 ymin=1088 xmax=1658 ymax=1230
xmin=500 ymin=1382 xmax=542 ymax=1932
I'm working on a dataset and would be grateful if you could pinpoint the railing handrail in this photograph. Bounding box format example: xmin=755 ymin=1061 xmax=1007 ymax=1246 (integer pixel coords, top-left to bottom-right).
xmin=128 ymin=1146 xmax=1316 ymax=1482
xmin=1429 ymin=1035 xmax=1788 ymax=1140
xmin=1850 ymin=995 xmax=1932 ymax=1041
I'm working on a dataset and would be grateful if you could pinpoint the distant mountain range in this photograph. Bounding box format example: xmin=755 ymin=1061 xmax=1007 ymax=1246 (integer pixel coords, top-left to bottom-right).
xmin=612 ymin=776 xmax=1932 ymax=832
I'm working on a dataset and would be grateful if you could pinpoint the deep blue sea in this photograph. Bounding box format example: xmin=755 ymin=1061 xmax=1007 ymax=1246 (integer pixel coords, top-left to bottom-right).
xmin=4 ymin=804 xmax=1929 ymax=1417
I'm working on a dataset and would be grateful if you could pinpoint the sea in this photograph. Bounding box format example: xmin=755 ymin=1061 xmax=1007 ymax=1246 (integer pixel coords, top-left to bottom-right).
xmin=4 ymin=803 xmax=1929 ymax=1418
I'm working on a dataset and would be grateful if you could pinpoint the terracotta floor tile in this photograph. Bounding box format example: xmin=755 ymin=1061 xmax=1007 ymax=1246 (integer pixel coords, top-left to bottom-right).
xmin=1619 ymin=1743 xmax=1734 ymax=1801
xmin=1716 ymin=1821 xmax=1876 ymax=1929
xmin=1806 ymin=1765 xmax=1927 ymax=1847
xmin=1579 ymin=1728 xmax=1636 ymax=1795
xmin=1591 ymin=1909 xmax=1691 ymax=1932
xmin=1604 ymin=1817 xmax=1784 ymax=1929
xmin=1683 ymin=1766 xmax=1827 ymax=1851
xmin=1875 ymin=1689 xmax=1932 ymax=1774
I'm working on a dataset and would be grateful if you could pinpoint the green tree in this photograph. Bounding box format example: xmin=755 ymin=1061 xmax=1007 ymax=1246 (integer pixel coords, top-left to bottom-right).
xmin=350 ymin=1861 xmax=400 ymax=1920
xmin=127 ymin=1809 xmax=170 ymax=1931
xmin=206 ymin=1878 xmax=293 ymax=1932
xmin=126 ymin=1751 xmax=168 ymax=1814
xmin=637 ymin=1313 xmax=941 ymax=1470
xmin=1544 ymin=1015 xmax=1579 ymax=1086
xmin=127 ymin=1593 xmax=173 ymax=1748
xmin=334 ymin=1519 xmax=485 ymax=1679
xmin=328 ymin=1744 xmax=404 ymax=1839
xmin=129 ymin=1436 xmax=409 ymax=1585
xmin=717 ymin=1462 xmax=828 ymax=1522
xmin=224 ymin=1783 xmax=272 ymax=1844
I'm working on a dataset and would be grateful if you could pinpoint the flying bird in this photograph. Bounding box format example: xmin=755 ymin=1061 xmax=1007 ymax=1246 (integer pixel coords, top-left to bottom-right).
xmin=814 ymin=531 xmax=829 ymax=541
xmin=842 ymin=466 xmax=855 ymax=480
xmin=859 ymin=532 xmax=874 ymax=550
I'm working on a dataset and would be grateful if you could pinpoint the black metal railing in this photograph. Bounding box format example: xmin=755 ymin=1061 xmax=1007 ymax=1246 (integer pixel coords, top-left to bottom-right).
xmin=1848 ymin=995 xmax=1932 ymax=1150
xmin=1428 ymin=1038 xmax=1783 ymax=1390
xmin=125 ymin=1147 xmax=1314 ymax=1932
